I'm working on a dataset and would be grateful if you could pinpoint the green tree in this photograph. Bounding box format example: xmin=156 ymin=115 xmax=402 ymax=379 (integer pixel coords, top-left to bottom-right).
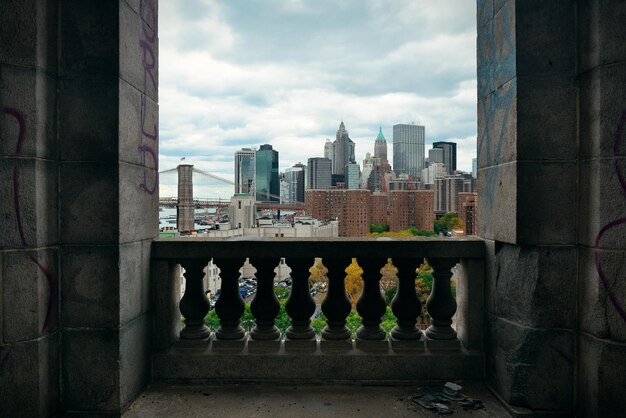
xmin=369 ymin=223 xmax=390 ymax=233
xmin=434 ymin=212 xmax=464 ymax=234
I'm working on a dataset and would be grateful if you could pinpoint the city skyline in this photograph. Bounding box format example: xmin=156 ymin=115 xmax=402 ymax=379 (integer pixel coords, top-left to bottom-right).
xmin=158 ymin=1 xmax=478 ymax=182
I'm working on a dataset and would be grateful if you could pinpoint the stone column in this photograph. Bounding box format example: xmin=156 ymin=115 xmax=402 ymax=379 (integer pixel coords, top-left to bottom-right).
xmin=58 ymin=0 xmax=158 ymax=414
xmin=477 ymin=0 xmax=577 ymax=413
xmin=177 ymin=164 xmax=194 ymax=231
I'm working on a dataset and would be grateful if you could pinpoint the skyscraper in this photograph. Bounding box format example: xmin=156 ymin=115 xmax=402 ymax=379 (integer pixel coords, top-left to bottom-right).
xmin=234 ymin=148 xmax=256 ymax=195
xmin=435 ymin=174 xmax=464 ymax=213
xmin=332 ymin=121 xmax=355 ymax=176
xmin=428 ymin=148 xmax=444 ymax=165
xmin=374 ymin=126 xmax=388 ymax=162
xmin=255 ymin=144 xmax=279 ymax=202
xmin=345 ymin=162 xmax=361 ymax=189
xmin=393 ymin=124 xmax=425 ymax=179
xmin=284 ymin=163 xmax=306 ymax=203
xmin=324 ymin=139 xmax=334 ymax=172
xmin=307 ymin=157 xmax=332 ymax=189
xmin=433 ymin=141 xmax=457 ymax=175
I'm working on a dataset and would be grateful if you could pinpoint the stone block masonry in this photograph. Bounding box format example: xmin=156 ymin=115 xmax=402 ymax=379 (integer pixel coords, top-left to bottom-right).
xmin=478 ymin=0 xmax=626 ymax=415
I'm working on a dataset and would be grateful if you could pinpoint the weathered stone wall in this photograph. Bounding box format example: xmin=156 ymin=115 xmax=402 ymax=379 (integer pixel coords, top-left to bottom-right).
xmin=59 ymin=0 xmax=158 ymax=414
xmin=1 ymin=1 xmax=158 ymax=415
xmin=576 ymin=1 xmax=626 ymax=416
xmin=0 ymin=1 xmax=60 ymax=416
xmin=478 ymin=0 xmax=626 ymax=415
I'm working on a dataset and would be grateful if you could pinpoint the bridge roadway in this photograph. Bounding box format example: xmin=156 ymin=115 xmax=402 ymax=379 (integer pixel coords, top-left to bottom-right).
xmin=159 ymin=198 xmax=306 ymax=211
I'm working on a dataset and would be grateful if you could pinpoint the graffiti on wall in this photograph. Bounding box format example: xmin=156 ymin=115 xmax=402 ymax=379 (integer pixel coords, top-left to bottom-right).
xmin=2 ymin=107 xmax=57 ymax=337
xmin=476 ymin=1 xmax=516 ymax=211
xmin=594 ymin=109 xmax=626 ymax=323
xmin=138 ymin=0 xmax=159 ymax=195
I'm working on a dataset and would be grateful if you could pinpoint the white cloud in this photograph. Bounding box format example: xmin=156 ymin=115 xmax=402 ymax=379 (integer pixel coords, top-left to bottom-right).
xmin=158 ymin=0 xmax=478 ymax=194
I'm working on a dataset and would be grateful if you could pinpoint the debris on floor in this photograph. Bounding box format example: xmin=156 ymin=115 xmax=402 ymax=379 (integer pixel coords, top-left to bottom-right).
xmin=409 ymin=382 xmax=484 ymax=414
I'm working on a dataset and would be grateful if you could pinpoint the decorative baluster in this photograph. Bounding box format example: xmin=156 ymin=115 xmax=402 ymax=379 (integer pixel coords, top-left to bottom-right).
xmin=321 ymin=257 xmax=352 ymax=340
xmin=179 ymin=259 xmax=211 ymax=340
xmin=425 ymin=257 xmax=459 ymax=340
xmin=285 ymin=258 xmax=316 ymax=340
xmin=214 ymin=257 xmax=246 ymax=340
xmin=250 ymin=257 xmax=281 ymax=340
xmin=356 ymin=258 xmax=387 ymax=340
xmin=390 ymin=258 xmax=422 ymax=340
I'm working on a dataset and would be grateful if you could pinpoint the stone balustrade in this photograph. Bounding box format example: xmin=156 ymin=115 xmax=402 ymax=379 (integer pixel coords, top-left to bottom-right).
xmin=152 ymin=237 xmax=485 ymax=382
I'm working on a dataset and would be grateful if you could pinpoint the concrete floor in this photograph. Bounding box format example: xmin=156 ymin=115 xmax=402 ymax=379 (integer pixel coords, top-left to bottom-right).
xmin=124 ymin=382 xmax=512 ymax=417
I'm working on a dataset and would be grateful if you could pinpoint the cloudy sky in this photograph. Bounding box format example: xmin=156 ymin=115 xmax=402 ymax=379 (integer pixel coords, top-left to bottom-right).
xmin=158 ymin=0 xmax=477 ymax=193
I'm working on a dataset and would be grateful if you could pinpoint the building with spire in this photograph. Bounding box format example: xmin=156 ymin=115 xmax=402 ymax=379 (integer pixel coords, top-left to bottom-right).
xmin=332 ymin=121 xmax=355 ymax=176
xmin=374 ymin=126 xmax=387 ymax=162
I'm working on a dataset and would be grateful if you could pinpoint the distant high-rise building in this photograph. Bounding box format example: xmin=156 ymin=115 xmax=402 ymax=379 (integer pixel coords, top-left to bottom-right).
xmin=393 ymin=124 xmax=425 ymax=179
xmin=435 ymin=174 xmax=465 ymax=212
xmin=367 ymin=161 xmax=392 ymax=192
xmin=421 ymin=162 xmax=447 ymax=185
xmin=332 ymin=121 xmax=355 ymax=176
xmin=305 ymin=189 xmax=371 ymax=236
xmin=389 ymin=190 xmax=434 ymax=232
xmin=255 ymin=144 xmax=279 ymax=202
xmin=361 ymin=153 xmax=374 ymax=189
xmin=284 ymin=163 xmax=306 ymax=203
xmin=428 ymin=148 xmax=444 ymax=165
xmin=433 ymin=141 xmax=457 ymax=175
xmin=345 ymin=162 xmax=361 ymax=190
xmin=472 ymin=158 xmax=477 ymax=179
xmin=234 ymin=148 xmax=256 ymax=195
xmin=307 ymin=157 xmax=332 ymax=189
xmin=324 ymin=139 xmax=334 ymax=172
xmin=374 ymin=126 xmax=388 ymax=161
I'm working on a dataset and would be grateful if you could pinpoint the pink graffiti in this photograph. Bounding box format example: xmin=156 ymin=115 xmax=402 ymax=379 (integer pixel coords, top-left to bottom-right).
xmin=2 ymin=107 xmax=57 ymax=336
xmin=138 ymin=0 xmax=158 ymax=194
xmin=594 ymin=109 xmax=626 ymax=323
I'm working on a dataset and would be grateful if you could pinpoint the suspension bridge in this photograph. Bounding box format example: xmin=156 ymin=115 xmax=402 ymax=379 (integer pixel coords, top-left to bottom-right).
xmin=158 ymin=165 xmax=306 ymax=211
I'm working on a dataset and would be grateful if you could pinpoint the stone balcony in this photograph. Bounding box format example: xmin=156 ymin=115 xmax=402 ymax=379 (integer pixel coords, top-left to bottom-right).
xmin=151 ymin=237 xmax=485 ymax=384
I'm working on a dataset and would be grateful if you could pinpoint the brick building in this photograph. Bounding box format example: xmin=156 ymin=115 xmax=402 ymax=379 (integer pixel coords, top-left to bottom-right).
xmin=457 ymin=192 xmax=477 ymax=235
xmin=389 ymin=190 xmax=434 ymax=232
xmin=370 ymin=192 xmax=388 ymax=226
xmin=305 ymin=189 xmax=371 ymax=236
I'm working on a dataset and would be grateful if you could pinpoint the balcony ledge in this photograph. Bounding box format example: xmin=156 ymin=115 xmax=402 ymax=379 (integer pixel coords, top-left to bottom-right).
xmin=152 ymin=236 xmax=486 ymax=259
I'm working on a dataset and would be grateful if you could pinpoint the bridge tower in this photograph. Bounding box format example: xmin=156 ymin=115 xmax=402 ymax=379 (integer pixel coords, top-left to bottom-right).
xmin=177 ymin=164 xmax=195 ymax=231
